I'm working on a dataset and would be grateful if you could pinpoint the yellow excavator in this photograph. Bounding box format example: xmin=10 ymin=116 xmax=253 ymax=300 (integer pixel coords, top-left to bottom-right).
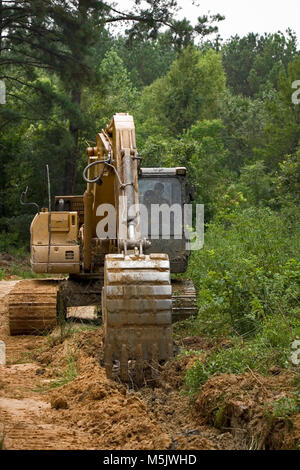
xmin=8 ymin=113 xmax=196 ymax=383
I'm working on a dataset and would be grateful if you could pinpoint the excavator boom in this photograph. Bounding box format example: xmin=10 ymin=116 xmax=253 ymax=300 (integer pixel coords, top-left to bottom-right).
xmin=82 ymin=114 xmax=173 ymax=382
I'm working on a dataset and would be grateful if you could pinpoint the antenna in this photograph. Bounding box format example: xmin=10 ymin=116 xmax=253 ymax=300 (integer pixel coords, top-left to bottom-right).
xmin=46 ymin=164 xmax=51 ymax=212
xmin=46 ymin=165 xmax=52 ymax=273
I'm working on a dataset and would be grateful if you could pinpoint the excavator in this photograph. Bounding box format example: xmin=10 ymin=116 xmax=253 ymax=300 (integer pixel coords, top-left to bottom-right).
xmin=8 ymin=113 xmax=196 ymax=383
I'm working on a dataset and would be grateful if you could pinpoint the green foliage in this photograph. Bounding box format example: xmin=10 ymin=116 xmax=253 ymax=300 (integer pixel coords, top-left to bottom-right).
xmin=139 ymin=119 xmax=231 ymax=221
xmin=238 ymin=161 xmax=273 ymax=206
xmin=255 ymin=56 xmax=300 ymax=170
xmin=94 ymin=49 xmax=139 ymax=126
xmin=138 ymin=47 xmax=226 ymax=136
xmin=222 ymin=31 xmax=298 ymax=97
xmin=188 ymin=208 xmax=300 ymax=337
xmin=218 ymin=90 xmax=268 ymax=172
xmin=185 ymin=315 xmax=299 ymax=397
xmin=272 ymin=394 xmax=300 ymax=419
xmin=116 ymin=34 xmax=176 ymax=88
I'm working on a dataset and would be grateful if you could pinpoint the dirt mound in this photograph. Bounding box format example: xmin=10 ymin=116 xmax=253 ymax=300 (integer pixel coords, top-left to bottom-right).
xmin=135 ymin=383 xmax=235 ymax=450
xmin=28 ymin=328 xmax=171 ymax=449
xmin=193 ymin=371 xmax=299 ymax=450
xmin=46 ymin=358 xmax=172 ymax=450
xmin=34 ymin=329 xmax=235 ymax=450
xmin=158 ymin=354 xmax=201 ymax=389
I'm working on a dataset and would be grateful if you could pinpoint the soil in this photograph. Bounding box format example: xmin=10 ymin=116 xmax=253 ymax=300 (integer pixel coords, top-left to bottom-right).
xmin=193 ymin=371 xmax=300 ymax=450
xmin=0 ymin=280 xmax=299 ymax=450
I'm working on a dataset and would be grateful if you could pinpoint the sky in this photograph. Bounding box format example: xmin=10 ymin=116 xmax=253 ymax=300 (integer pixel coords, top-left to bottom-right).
xmin=177 ymin=0 xmax=300 ymax=41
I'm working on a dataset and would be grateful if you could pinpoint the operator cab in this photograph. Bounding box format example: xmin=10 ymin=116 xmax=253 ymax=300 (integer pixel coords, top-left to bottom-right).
xmin=138 ymin=167 xmax=194 ymax=273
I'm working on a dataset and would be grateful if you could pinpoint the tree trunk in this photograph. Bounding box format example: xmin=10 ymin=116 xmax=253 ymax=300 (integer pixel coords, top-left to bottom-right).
xmin=63 ymin=87 xmax=81 ymax=195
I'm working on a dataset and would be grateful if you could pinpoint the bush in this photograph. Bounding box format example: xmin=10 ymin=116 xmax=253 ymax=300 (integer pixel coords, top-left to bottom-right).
xmin=188 ymin=207 xmax=300 ymax=337
xmin=183 ymin=207 xmax=300 ymax=396
xmin=0 ymin=215 xmax=32 ymax=252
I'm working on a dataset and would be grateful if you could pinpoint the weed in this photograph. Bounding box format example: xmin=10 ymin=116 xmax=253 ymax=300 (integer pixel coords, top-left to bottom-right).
xmin=50 ymin=352 xmax=78 ymax=388
xmin=33 ymin=350 xmax=78 ymax=393
xmin=214 ymin=404 xmax=227 ymax=429
xmin=184 ymin=316 xmax=297 ymax=397
xmin=183 ymin=208 xmax=300 ymax=397
xmin=272 ymin=394 xmax=300 ymax=419
xmin=177 ymin=348 xmax=204 ymax=358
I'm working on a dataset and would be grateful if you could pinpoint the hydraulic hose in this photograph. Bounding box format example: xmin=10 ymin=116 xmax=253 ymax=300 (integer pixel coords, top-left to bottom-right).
xmin=82 ymin=158 xmax=111 ymax=184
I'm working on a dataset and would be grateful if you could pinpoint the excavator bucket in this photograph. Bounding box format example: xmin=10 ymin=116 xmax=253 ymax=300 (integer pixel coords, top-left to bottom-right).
xmin=103 ymin=253 xmax=173 ymax=385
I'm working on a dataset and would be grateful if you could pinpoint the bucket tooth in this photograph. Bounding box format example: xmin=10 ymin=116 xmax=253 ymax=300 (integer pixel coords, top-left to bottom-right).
xmin=135 ymin=343 xmax=143 ymax=386
xmin=151 ymin=342 xmax=159 ymax=379
xmin=120 ymin=343 xmax=129 ymax=382
xmin=104 ymin=343 xmax=113 ymax=379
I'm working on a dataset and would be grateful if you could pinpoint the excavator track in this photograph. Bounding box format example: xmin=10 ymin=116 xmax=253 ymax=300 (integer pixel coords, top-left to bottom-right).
xmin=7 ymin=276 xmax=197 ymax=337
xmin=171 ymin=278 xmax=197 ymax=322
xmin=103 ymin=253 xmax=173 ymax=384
xmin=8 ymin=279 xmax=59 ymax=335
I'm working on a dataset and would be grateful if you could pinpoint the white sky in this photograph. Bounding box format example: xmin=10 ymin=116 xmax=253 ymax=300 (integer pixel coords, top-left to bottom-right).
xmin=177 ymin=0 xmax=300 ymax=41
xmin=116 ymin=1 xmax=300 ymax=43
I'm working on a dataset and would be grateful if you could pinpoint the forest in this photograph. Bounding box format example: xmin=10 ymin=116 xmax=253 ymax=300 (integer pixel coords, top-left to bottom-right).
xmin=0 ymin=1 xmax=299 ymax=423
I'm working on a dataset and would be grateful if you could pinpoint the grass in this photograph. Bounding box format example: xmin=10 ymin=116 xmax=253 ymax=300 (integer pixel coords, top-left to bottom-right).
xmin=46 ymin=322 xmax=77 ymax=347
xmin=271 ymin=394 xmax=300 ymax=419
xmin=0 ymin=260 xmax=51 ymax=280
xmin=184 ymin=314 xmax=300 ymax=398
xmin=33 ymin=350 xmax=78 ymax=393
xmin=46 ymin=321 xmax=99 ymax=348
xmin=50 ymin=352 xmax=78 ymax=388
